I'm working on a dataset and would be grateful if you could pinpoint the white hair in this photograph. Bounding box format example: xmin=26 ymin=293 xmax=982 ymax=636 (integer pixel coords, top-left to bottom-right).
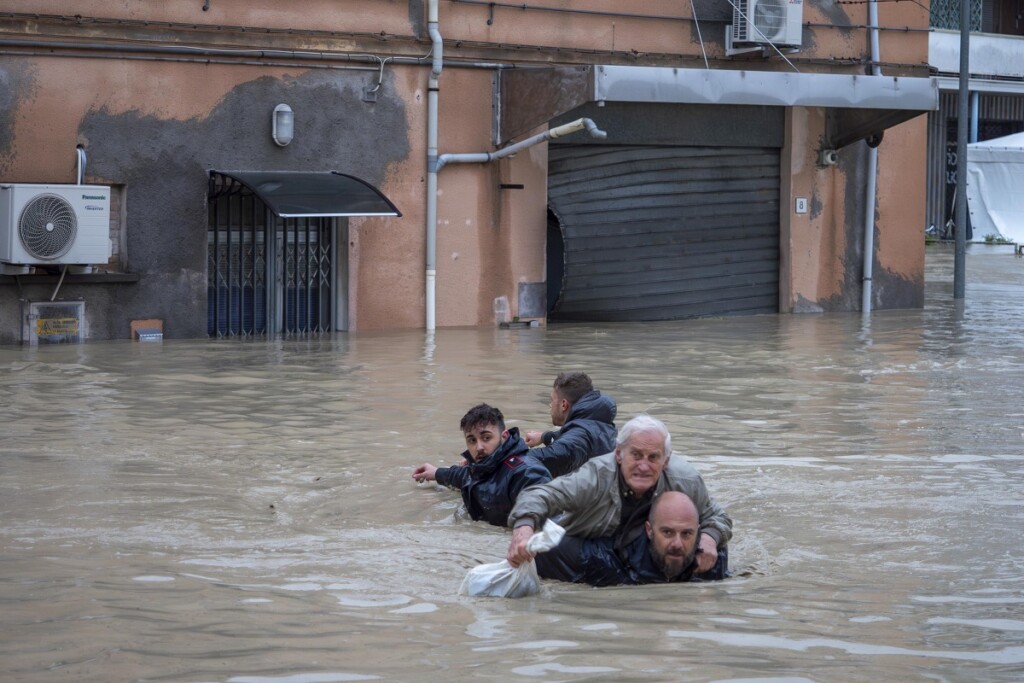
xmin=616 ymin=414 xmax=671 ymax=456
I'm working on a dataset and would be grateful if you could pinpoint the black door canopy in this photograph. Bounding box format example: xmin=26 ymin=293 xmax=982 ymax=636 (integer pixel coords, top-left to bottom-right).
xmin=209 ymin=170 xmax=401 ymax=218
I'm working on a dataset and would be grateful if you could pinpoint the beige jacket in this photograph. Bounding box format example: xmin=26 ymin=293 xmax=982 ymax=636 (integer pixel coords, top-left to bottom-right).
xmin=508 ymin=451 xmax=732 ymax=546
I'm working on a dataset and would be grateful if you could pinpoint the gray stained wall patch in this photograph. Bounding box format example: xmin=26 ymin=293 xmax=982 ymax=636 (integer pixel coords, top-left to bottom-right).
xmin=71 ymin=69 xmax=410 ymax=339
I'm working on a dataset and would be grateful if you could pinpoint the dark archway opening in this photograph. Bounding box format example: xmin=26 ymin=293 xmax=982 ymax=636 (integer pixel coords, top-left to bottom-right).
xmin=546 ymin=208 xmax=565 ymax=318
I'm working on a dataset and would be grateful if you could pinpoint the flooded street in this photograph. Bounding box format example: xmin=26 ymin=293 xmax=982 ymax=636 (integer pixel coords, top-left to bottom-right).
xmin=2 ymin=244 xmax=1023 ymax=682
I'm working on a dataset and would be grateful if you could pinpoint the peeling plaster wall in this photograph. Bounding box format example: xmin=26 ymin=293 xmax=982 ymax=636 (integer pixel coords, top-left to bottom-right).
xmin=0 ymin=50 xmax=553 ymax=340
xmin=873 ymin=117 xmax=926 ymax=309
xmin=0 ymin=56 xmax=412 ymax=343
xmin=503 ymin=133 xmax=549 ymax=320
xmin=423 ymin=69 xmax=548 ymax=328
xmin=0 ymin=64 xmax=32 ymax=176
xmin=781 ymin=107 xmax=927 ymax=314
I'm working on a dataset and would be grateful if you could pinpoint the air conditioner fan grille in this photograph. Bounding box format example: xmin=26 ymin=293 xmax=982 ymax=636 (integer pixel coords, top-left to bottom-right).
xmin=753 ymin=0 xmax=787 ymax=40
xmin=18 ymin=193 xmax=78 ymax=260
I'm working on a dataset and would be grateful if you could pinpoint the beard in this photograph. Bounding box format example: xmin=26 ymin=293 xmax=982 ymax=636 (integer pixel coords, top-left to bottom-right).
xmin=651 ymin=542 xmax=698 ymax=580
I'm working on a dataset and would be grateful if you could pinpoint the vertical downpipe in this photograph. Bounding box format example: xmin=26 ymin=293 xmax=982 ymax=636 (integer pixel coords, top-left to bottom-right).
xmin=76 ymin=145 xmax=86 ymax=185
xmin=862 ymin=0 xmax=882 ymax=315
xmin=425 ymin=0 xmax=442 ymax=331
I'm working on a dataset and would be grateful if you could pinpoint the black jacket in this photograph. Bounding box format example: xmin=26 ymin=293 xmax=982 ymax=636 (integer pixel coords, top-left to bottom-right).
xmin=535 ymin=532 xmax=728 ymax=587
xmin=434 ymin=428 xmax=551 ymax=527
xmin=533 ymin=389 xmax=617 ymax=478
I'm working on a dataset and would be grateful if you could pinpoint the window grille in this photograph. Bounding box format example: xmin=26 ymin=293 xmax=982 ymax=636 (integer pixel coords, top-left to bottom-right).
xmin=208 ymin=185 xmax=332 ymax=337
xmin=930 ymin=0 xmax=982 ymax=31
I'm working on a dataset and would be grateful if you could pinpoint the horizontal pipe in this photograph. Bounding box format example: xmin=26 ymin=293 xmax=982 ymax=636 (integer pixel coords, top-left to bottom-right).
xmin=804 ymin=21 xmax=930 ymax=33
xmin=436 ymin=118 xmax=606 ymax=172
xmin=449 ymin=1 xmax=929 ymax=32
xmin=1 ymin=11 xmax=417 ymax=43
xmin=450 ymin=0 xmax=696 ymax=22
xmin=0 ymin=41 xmax=931 ymax=76
xmin=0 ymin=37 xmax=521 ymax=70
xmin=0 ymin=48 xmax=379 ymax=70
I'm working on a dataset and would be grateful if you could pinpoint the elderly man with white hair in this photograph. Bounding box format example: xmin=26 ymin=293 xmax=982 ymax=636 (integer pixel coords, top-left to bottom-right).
xmin=506 ymin=414 xmax=731 ymax=576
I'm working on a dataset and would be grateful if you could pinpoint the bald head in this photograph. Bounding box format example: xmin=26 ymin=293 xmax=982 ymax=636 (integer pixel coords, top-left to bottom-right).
xmin=646 ymin=491 xmax=699 ymax=580
xmin=649 ymin=491 xmax=698 ymax=527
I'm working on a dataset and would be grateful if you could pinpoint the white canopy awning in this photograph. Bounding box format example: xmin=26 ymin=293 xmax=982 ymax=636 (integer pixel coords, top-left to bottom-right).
xmin=966 ymin=132 xmax=1024 ymax=244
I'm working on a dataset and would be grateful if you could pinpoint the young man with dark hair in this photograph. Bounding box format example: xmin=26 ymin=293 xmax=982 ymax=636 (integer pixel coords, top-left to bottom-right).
xmin=523 ymin=371 xmax=618 ymax=478
xmin=412 ymin=404 xmax=551 ymax=527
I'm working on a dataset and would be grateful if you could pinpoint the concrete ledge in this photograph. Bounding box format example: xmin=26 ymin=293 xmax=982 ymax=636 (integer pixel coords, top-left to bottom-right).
xmin=0 ymin=272 xmax=141 ymax=285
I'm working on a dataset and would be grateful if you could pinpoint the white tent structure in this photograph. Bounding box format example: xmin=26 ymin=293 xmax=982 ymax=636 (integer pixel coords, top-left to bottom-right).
xmin=966 ymin=131 xmax=1024 ymax=244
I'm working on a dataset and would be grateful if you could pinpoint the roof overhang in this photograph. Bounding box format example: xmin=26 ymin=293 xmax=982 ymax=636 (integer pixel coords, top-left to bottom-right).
xmin=933 ymin=76 xmax=1024 ymax=95
xmin=208 ymin=170 xmax=401 ymax=218
xmin=498 ymin=65 xmax=938 ymax=150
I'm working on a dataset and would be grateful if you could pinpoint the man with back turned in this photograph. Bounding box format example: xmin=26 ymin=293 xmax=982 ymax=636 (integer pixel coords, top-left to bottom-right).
xmin=523 ymin=371 xmax=617 ymax=478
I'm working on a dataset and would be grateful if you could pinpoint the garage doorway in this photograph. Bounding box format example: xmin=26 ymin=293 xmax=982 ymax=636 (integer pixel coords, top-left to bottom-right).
xmin=547 ymin=143 xmax=780 ymax=322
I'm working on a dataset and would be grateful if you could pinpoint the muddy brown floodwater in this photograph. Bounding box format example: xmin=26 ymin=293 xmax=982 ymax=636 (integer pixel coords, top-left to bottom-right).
xmin=2 ymin=244 xmax=1023 ymax=682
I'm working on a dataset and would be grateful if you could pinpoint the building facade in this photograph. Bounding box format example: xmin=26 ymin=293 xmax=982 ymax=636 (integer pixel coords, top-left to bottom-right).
xmin=0 ymin=1 xmax=935 ymax=344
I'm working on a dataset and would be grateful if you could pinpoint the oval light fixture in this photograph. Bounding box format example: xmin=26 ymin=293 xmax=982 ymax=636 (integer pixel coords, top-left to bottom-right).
xmin=272 ymin=104 xmax=294 ymax=147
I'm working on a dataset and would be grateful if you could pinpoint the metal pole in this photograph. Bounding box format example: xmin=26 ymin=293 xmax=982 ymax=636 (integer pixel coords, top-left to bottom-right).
xmin=862 ymin=0 xmax=881 ymax=315
xmin=953 ymin=0 xmax=970 ymax=299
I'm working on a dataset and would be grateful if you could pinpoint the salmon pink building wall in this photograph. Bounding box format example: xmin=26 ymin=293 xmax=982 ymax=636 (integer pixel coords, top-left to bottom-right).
xmin=0 ymin=1 xmax=932 ymax=342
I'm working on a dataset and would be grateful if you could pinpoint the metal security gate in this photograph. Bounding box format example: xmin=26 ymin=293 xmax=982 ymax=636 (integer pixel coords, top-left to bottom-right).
xmin=547 ymin=144 xmax=780 ymax=322
xmin=207 ymin=190 xmax=332 ymax=337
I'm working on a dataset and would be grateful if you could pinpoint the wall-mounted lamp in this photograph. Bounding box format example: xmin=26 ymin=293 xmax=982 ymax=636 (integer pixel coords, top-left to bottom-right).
xmin=272 ymin=104 xmax=294 ymax=147
xmin=818 ymin=148 xmax=838 ymax=167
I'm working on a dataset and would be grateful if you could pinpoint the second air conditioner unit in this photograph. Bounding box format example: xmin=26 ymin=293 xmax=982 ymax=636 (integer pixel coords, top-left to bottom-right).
xmin=731 ymin=0 xmax=803 ymax=48
xmin=0 ymin=183 xmax=111 ymax=266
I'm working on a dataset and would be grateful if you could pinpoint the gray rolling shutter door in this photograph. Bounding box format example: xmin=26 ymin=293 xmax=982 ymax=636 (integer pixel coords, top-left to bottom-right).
xmin=548 ymin=144 xmax=780 ymax=321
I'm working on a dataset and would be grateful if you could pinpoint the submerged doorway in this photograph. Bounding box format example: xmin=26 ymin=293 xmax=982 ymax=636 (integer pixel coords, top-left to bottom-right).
xmin=207 ymin=194 xmax=336 ymax=337
xmin=546 ymin=143 xmax=781 ymax=322
xmin=206 ymin=170 xmax=400 ymax=338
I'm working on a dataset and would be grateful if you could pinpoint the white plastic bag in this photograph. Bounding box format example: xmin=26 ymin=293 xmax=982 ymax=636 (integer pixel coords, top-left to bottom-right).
xmin=459 ymin=520 xmax=566 ymax=598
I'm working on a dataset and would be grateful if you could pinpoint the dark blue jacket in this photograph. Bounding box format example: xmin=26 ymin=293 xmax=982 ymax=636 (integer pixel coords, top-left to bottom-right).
xmin=533 ymin=389 xmax=617 ymax=478
xmin=535 ymin=532 xmax=728 ymax=587
xmin=434 ymin=428 xmax=551 ymax=527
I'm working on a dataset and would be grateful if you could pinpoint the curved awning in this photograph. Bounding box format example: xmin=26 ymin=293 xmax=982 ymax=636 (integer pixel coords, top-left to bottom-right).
xmin=209 ymin=170 xmax=401 ymax=218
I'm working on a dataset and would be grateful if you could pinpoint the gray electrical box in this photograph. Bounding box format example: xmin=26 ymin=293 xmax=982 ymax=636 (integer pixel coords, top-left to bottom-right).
xmin=24 ymin=301 xmax=85 ymax=344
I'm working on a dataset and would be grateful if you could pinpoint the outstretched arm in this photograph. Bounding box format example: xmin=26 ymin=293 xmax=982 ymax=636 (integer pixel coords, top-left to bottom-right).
xmin=411 ymin=463 xmax=437 ymax=483
xmin=413 ymin=463 xmax=469 ymax=490
xmin=524 ymin=430 xmax=544 ymax=447
xmin=529 ymin=428 xmax=598 ymax=478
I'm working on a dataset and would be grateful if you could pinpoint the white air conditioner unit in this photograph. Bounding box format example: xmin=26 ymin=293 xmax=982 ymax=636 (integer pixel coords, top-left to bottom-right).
xmin=0 ymin=183 xmax=111 ymax=266
xmin=731 ymin=0 xmax=803 ymax=47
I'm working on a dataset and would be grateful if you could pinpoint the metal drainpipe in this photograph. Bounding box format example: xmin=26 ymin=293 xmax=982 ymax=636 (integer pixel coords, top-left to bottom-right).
xmin=428 ymin=117 xmax=606 ymax=327
xmin=422 ymin=0 xmax=604 ymax=330
xmin=435 ymin=118 xmax=607 ymax=172
xmin=425 ymin=0 xmax=442 ymax=331
xmin=76 ymin=145 xmax=86 ymax=184
xmin=862 ymin=0 xmax=882 ymax=315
